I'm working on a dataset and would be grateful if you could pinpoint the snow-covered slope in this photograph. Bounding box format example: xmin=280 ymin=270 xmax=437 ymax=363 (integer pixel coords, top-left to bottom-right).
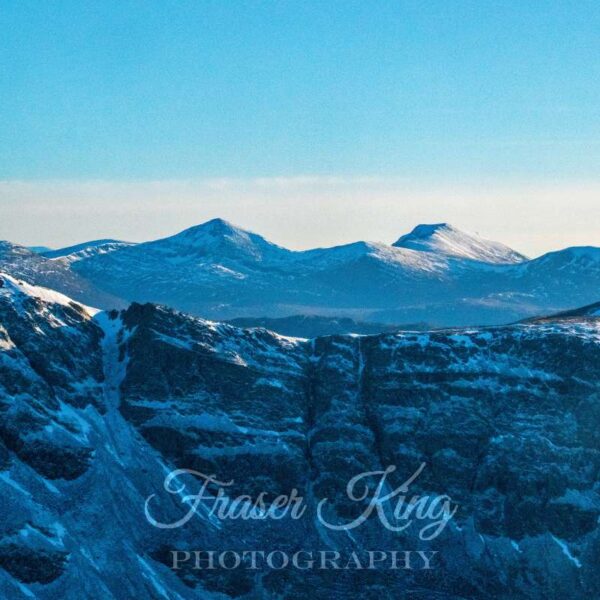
xmin=519 ymin=245 xmax=600 ymax=276
xmin=393 ymin=223 xmax=527 ymax=264
xmin=150 ymin=218 xmax=290 ymax=262
xmin=0 ymin=241 xmax=126 ymax=310
xmin=42 ymin=239 xmax=135 ymax=262
xmin=0 ymin=273 xmax=99 ymax=317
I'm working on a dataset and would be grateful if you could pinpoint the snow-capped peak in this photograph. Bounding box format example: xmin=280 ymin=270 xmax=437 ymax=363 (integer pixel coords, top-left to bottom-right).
xmin=393 ymin=223 xmax=527 ymax=264
xmin=171 ymin=218 xmax=245 ymax=241
xmin=0 ymin=272 xmax=99 ymax=316
xmin=150 ymin=218 xmax=288 ymax=262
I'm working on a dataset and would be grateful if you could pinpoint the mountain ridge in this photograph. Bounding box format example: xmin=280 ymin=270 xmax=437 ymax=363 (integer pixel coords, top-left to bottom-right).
xmin=0 ymin=241 xmax=127 ymax=310
xmin=42 ymin=239 xmax=135 ymax=262
xmin=3 ymin=220 xmax=599 ymax=330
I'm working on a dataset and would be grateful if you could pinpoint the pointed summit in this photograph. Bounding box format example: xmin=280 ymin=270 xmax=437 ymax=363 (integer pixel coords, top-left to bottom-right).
xmin=173 ymin=218 xmax=243 ymax=240
xmin=152 ymin=218 xmax=289 ymax=262
xmin=393 ymin=223 xmax=527 ymax=264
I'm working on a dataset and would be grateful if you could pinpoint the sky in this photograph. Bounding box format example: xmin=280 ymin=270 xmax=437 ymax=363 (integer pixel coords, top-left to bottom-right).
xmin=1 ymin=1 xmax=599 ymax=254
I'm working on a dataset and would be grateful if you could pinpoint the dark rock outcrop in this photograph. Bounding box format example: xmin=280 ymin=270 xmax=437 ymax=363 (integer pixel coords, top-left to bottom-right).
xmin=1 ymin=283 xmax=599 ymax=599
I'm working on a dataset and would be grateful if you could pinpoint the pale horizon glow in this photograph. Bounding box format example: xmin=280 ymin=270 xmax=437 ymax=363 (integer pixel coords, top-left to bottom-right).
xmin=1 ymin=177 xmax=598 ymax=258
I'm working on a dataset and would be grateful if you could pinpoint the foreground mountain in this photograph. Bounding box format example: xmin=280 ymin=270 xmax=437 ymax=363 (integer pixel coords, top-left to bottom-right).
xmin=1 ymin=278 xmax=599 ymax=599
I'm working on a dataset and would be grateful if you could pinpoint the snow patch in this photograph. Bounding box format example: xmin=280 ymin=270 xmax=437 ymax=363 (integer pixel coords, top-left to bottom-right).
xmin=552 ymin=536 xmax=582 ymax=568
xmin=0 ymin=272 xmax=99 ymax=316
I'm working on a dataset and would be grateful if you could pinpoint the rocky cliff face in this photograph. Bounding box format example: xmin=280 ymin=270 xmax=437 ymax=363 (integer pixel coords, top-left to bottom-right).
xmin=1 ymin=278 xmax=599 ymax=599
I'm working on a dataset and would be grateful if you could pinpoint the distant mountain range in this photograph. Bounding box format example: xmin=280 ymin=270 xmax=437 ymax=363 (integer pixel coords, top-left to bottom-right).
xmin=226 ymin=314 xmax=430 ymax=338
xmin=527 ymin=299 xmax=600 ymax=321
xmin=2 ymin=219 xmax=599 ymax=332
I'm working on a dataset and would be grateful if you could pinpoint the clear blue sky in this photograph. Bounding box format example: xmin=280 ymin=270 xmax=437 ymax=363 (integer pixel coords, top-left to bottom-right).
xmin=2 ymin=0 xmax=599 ymax=181
xmin=0 ymin=2 xmax=599 ymax=254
